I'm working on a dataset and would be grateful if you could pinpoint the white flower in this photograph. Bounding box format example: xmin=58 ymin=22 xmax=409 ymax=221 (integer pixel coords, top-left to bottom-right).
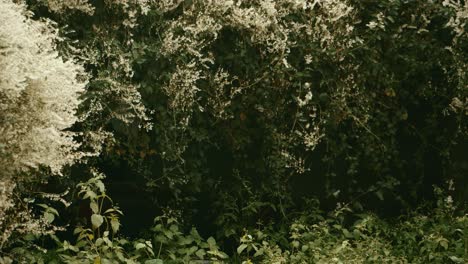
xmin=367 ymin=21 xmax=379 ymax=29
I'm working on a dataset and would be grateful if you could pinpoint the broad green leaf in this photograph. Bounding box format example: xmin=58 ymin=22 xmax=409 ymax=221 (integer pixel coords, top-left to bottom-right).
xmin=292 ymin=240 xmax=300 ymax=248
xmin=135 ymin=243 xmax=146 ymax=250
xmin=187 ymin=246 xmax=198 ymax=255
xmin=145 ymin=260 xmax=163 ymax=264
xmin=96 ymin=180 xmax=105 ymax=193
xmin=44 ymin=212 xmax=55 ymax=223
xmin=195 ymin=249 xmax=206 ymax=259
xmin=91 ymin=214 xmax=104 ymax=229
xmin=342 ymin=229 xmax=352 ymax=238
xmin=169 ymin=224 xmax=178 ymax=232
xmin=84 ymin=190 xmax=97 ymax=200
xmin=48 ymin=207 xmax=59 ymax=216
xmin=253 ymin=248 xmax=264 ymax=257
xmin=111 ymin=218 xmax=120 ymax=234
xmin=237 ymin=244 xmax=248 ymax=254
xmin=449 ymin=256 xmax=464 ymax=263
xmin=207 ymin=237 xmax=216 ymax=247
xmin=101 ymin=259 xmax=112 ymax=264
xmin=90 ymin=201 xmax=99 ymax=214
xmin=439 ymin=239 xmax=448 ymax=250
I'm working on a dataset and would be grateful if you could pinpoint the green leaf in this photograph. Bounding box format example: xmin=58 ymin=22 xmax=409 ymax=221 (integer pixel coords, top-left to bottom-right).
xmin=439 ymin=239 xmax=448 ymax=250
xmin=91 ymin=214 xmax=104 ymax=229
xmin=84 ymin=190 xmax=97 ymax=200
xmin=111 ymin=218 xmax=120 ymax=234
xmin=187 ymin=246 xmax=198 ymax=255
xmin=48 ymin=207 xmax=59 ymax=216
xmin=135 ymin=243 xmax=146 ymax=250
xmin=449 ymin=256 xmax=464 ymax=263
xmin=90 ymin=201 xmax=99 ymax=214
xmin=342 ymin=229 xmax=352 ymax=238
xmin=169 ymin=224 xmax=178 ymax=232
xmin=96 ymin=180 xmax=105 ymax=193
xmin=101 ymin=259 xmax=112 ymax=264
xmin=292 ymin=240 xmax=300 ymax=248
xmin=163 ymin=229 xmax=173 ymax=239
xmin=375 ymin=190 xmax=384 ymax=201
xmin=144 ymin=260 xmax=163 ymax=264
xmin=195 ymin=249 xmax=206 ymax=259
xmin=207 ymin=237 xmax=216 ymax=247
xmin=37 ymin=204 xmax=48 ymax=209
xmin=44 ymin=212 xmax=55 ymax=223
xmin=253 ymin=248 xmax=264 ymax=257
xmin=237 ymin=244 xmax=248 ymax=254
xmin=95 ymin=238 xmax=103 ymax=247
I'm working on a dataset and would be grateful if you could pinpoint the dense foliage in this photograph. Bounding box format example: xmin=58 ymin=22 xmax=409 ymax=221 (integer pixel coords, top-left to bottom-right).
xmin=0 ymin=0 xmax=466 ymax=263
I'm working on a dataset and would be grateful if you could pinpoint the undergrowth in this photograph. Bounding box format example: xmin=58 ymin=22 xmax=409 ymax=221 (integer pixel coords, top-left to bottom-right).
xmin=1 ymin=185 xmax=466 ymax=264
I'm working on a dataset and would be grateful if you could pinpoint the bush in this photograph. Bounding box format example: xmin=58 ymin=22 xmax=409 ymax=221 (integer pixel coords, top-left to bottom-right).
xmin=0 ymin=0 xmax=86 ymax=248
xmin=0 ymin=0 xmax=466 ymax=263
xmin=237 ymin=188 xmax=467 ymax=263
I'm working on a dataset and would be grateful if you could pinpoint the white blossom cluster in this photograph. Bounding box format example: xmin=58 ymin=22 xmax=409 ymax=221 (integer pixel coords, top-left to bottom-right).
xmin=0 ymin=0 xmax=86 ymax=176
xmin=47 ymin=0 xmax=95 ymax=15
xmin=0 ymin=0 xmax=86 ymax=245
xmin=443 ymin=0 xmax=468 ymax=41
xmin=0 ymin=180 xmax=15 ymax=247
xmin=158 ymin=0 xmax=356 ymax=115
xmin=154 ymin=0 xmax=361 ymax=172
xmin=442 ymin=0 xmax=468 ymax=117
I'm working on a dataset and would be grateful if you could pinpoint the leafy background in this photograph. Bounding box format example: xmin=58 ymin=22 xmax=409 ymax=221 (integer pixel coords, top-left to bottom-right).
xmin=0 ymin=0 xmax=466 ymax=263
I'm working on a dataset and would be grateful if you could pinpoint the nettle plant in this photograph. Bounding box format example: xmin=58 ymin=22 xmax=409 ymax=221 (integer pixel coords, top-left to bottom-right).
xmin=57 ymin=172 xmax=138 ymax=264
xmin=148 ymin=213 xmax=228 ymax=263
xmin=54 ymin=174 xmax=228 ymax=264
xmin=75 ymin=172 xmax=123 ymax=237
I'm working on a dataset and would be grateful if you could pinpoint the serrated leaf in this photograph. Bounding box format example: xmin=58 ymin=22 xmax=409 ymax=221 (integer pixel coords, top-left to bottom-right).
xmin=91 ymin=214 xmax=104 ymax=229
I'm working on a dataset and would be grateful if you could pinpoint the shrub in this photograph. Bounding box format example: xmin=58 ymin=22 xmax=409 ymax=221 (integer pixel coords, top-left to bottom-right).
xmin=237 ymin=188 xmax=467 ymax=263
xmin=0 ymin=0 xmax=86 ymax=248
